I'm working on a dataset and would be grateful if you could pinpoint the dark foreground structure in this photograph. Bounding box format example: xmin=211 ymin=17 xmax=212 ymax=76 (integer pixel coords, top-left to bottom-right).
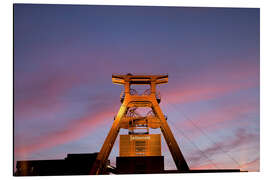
xmin=116 ymin=156 xmax=164 ymax=174
xmin=15 ymin=153 xmax=101 ymax=176
xmin=15 ymin=153 xmax=241 ymax=176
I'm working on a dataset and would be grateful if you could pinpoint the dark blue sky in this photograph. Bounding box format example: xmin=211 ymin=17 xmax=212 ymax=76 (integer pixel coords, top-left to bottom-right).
xmin=14 ymin=4 xmax=259 ymax=171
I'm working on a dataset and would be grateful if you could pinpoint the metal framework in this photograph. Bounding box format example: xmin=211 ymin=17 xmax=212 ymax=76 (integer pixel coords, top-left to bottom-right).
xmin=90 ymin=73 xmax=189 ymax=175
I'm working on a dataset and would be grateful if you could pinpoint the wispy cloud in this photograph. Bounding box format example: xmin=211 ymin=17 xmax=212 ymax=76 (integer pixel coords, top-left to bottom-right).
xmin=188 ymin=128 xmax=259 ymax=171
xmin=163 ymin=59 xmax=258 ymax=105
xmin=14 ymin=68 xmax=87 ymax=120
xmin=177 ymin=101 xmax=258 ymax=133
xmin=237 ymin=157 xmax=259 ymax=172
xmin=14 ymin=105 xmax=115 ymax=157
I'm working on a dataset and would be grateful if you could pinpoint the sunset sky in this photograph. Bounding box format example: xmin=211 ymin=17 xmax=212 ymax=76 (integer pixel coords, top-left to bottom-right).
xmin=14 ymin=4 xmax=259 ymax=172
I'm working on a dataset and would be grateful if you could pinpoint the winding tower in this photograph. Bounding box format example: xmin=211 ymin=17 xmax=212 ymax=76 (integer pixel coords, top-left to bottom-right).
xmin=90 ymin=73 xmax=189 ymax=174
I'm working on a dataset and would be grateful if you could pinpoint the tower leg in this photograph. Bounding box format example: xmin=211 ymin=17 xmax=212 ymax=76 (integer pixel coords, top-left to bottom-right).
xmin=152 ymin=101 xmax=189 ymax=171
xmin=90 ymin=101 xmax=128 ymax=175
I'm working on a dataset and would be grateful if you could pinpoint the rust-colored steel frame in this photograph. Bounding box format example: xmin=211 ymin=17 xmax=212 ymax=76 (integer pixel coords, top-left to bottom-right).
xmin=90 ymin=74 xmax=189 ymax=175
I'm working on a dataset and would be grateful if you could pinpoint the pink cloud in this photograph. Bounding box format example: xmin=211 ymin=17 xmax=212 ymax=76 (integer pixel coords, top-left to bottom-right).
xmin=191 ymin=162 xmax=224 ymax=170
xmin=177 ymin=102 xmax=258 ymax=133
xmin=15 ymin=69 xmax=86 ymax=120
xmin=237 ymin=158 xmax=259 ymax=172
xmin=191 ymin=158 xmax=259 ymax=172
xmin=14 ymin=107 xmax=115 ymax=157
xmin=187 ymin=128 xmax=259 ymax=171
xmin=163 ymin=79 xmax=256 ymax=106
xmin=161 ymin=57 xmax=258 ymax=105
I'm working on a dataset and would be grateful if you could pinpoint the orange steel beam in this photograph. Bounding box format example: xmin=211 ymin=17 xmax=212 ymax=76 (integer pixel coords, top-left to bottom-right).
xmin=151 ymin=99 xmax=189 ymax=170
xmin=90 ymin=74 xmax=189 ymax=175
xmin=90 ymin=101 xmax=128 ymax=174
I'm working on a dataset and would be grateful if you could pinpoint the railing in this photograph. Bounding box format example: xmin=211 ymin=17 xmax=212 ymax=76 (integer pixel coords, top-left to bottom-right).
xmin=120 ymin=89 xmax=161 ymax=99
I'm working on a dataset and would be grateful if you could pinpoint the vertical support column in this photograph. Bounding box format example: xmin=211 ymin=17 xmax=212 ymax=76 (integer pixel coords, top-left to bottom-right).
xmin=124 ymin=80 xmax=130 ymax=94
xmin=150 ymin=81 xmax=156 ymax=94
xmin=152 ymin=100 xmax=189 ymax=171
xmin=90 ymin=100 xmax=129 ymax=175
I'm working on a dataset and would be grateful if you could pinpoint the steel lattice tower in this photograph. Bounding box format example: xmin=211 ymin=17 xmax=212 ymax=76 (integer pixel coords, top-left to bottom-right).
xmin=90 ymin=74 xmax=189 ymax=174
